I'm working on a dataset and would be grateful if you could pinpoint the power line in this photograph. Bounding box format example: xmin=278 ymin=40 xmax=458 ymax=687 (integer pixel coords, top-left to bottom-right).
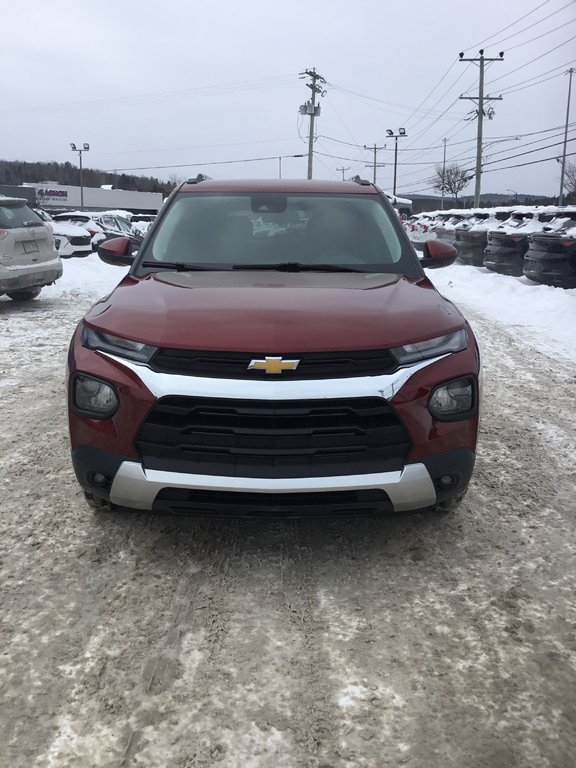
xmin=505 ymin=17 xmax=576 ymax=53
xmin=479 ymin=135 xmax=576 ymax=167
xmin=0 ymin=75 xmax=300 ymax=116
xmin=106 ymin=154 xmax=308 ymax=173
xmin=496 ymin=59 xmax=576 ymax=93
xmin=486 ymin=0 xmax=575 ymax=48
xmin=482 ymin=150 xmax=576 ymax=173
xmin=485 ymin=33 xmax=576 ymax=87
xmin=465 ymin=0 xmax=552 ymax=49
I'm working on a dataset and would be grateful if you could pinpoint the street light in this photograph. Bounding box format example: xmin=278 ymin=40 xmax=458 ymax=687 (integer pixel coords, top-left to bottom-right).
xmin=386 ymin=129 xmax=407 ymax=196
xmin=70 ymin=142 xmax=90 ymax=210
xmin=278 ymin=153 xmax=306 ymax=179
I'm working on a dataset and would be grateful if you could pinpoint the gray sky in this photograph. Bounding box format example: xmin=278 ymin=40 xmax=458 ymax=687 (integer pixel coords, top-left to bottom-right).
xmin=3 ymin=0 xmax=575 ymax=197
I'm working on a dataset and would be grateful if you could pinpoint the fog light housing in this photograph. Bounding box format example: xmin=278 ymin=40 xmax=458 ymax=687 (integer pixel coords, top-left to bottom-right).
xmin=73 ymin=374 xmax=118 ymax=418
xmin=429 ymin=377 xmax=475 ymax=421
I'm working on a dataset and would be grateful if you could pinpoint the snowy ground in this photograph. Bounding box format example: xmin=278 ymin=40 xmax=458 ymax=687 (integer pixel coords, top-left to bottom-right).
xmin=1 ymin=256 xmax=576 ymax=768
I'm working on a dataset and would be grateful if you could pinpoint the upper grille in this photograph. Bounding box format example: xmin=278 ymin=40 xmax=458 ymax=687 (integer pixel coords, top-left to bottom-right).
xmin=70 ymin=235 xmax=91 ymax=247
xmin=150 ymin=348 xmax=398 ymax=379
xmin=136 ymin=396 xmax=411 ymax=478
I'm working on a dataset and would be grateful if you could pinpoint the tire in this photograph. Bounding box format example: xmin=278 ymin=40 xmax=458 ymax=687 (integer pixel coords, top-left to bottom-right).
xmin=7 ymin=288 xmax=42 ymax=301
xmin=83 ymin=491 xmax=112 ymax=512
xmin=433 ymin=486 xmax=468 ymax=514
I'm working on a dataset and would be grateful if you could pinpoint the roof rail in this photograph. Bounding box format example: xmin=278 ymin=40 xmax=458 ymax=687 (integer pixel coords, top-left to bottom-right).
xmin=349 ymin=175 xmax=371 ymax=186
xmin=186 ymin=173 xmax=212 ymax=184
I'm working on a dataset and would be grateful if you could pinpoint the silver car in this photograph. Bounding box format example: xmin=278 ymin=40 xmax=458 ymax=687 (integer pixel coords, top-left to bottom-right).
xmin=0 ymin=197 xmax=63 ymax=301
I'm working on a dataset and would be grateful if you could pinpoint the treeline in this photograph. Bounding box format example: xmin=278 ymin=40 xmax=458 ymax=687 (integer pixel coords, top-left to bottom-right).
xmin=0 ymin=160 xmax=176 ymax=196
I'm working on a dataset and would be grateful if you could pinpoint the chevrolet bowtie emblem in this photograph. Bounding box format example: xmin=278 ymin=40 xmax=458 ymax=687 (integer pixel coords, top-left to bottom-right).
xmin=248 ymin=356 xmax=300 ymax=375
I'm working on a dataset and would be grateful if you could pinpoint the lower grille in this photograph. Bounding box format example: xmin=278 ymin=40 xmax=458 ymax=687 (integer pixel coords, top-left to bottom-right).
xmin=136 ymin=396 xmax=411 ymax=478
xmin=152 ymin=488 xmax=393 ymax=517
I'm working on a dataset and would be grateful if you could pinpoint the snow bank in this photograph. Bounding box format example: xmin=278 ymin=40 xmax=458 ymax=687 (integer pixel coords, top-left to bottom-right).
xmin=428 ymin=265 xmax=576 ymax=364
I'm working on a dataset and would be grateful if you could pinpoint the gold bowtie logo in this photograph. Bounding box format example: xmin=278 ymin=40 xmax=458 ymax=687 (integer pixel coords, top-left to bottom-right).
xmin=248 ymin=356 xmax=300 ymax=375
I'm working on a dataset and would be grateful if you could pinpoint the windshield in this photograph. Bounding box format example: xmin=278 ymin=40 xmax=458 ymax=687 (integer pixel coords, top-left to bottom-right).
xmin=136 ymin=192 xmax=416 ymax=275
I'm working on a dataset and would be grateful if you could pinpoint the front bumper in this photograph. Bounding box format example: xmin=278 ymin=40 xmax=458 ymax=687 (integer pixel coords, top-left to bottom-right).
xmin=69 ymin=343 xmax=480 ymax=514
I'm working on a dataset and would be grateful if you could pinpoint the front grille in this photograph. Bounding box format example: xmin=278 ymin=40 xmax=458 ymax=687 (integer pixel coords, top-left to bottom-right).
xmin=70 ymin=235 xmax=91 ymax=247
xmin=152 ymin=488 xmax=393 ymax=517
xmin=150 ymin=348 xmax=398 ymax=379
xmin=136 ymin=396 xmax=411 ymax=478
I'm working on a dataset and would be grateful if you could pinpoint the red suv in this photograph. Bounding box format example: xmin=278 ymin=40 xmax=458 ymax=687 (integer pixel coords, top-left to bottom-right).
xmin=67 ymin=177 xmax=480 ymax=516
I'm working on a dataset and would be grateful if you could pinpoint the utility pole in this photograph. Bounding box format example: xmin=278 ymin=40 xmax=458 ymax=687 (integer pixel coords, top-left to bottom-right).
xmin=386 ymin=129 xmax=407 ymax=195
xmin=70 ymin=142 xmax=90 ymax=210
xmin=459 ymin=50 xmax=504 ymax=207
xmin=363 ymin=144 xmax=386 ymax=184
xmin=441 ymin=138 xmax=447 ymax=210
xmin=337 ymin=166 xmax=350 ymax=181
xmin=299 ymin=68 xmax=326 ymax=180
xmin=559 ymin=67 xmax=574 ymax=205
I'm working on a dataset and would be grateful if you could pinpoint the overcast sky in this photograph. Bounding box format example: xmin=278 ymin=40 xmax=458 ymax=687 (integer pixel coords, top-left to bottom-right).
xmin=3 ymin=0 xmax=575 ymax=197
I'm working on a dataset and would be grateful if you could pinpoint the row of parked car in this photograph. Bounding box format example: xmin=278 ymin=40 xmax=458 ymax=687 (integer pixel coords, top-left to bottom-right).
xmin=0 ymin=194 xmax=156 ymax=302
xmin=405 ymin=205 xmax=576 ymax=289
xmin=35 ymin=209 xmax=156 ymax=259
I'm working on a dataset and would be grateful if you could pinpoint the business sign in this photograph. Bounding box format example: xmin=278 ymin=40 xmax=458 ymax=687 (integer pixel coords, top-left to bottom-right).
xmin=37 ymin=188 xmax=68 ymax=200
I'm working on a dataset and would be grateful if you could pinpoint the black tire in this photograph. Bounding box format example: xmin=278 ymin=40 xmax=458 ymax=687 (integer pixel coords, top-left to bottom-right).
xmin=434 ymin=486 xmax=468 ymax=514
xmin=7 ymin=288 xmax=42 ymax=301
xmin=84 ymin=491 xmax=112 ymax=512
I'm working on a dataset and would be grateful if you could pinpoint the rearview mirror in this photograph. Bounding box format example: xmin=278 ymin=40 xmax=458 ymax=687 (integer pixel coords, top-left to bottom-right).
xmin=419 ymin=239 xmax=457 ymax=269
xmin=98 ymin=237 xmax=135 ymax=266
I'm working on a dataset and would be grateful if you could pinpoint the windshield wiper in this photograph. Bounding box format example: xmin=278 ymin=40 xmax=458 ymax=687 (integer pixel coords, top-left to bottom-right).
xmin=232 ymin=262 xmax=365 ymax=273
xmin=140 ymin=261 xmax=224 ymax=272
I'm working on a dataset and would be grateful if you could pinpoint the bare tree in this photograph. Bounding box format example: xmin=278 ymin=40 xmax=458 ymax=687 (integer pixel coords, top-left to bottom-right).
xmin=432 ymin=163 xmax=471 ymax=204
xmin=561 ymin=161 xmax=576 ymax=201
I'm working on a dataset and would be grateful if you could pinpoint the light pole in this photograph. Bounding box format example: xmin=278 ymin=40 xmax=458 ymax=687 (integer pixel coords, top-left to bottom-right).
xmin=386 ymin=128 xmax=407 ymax=196
xmin=70 ymin=143 xmax=90 ymax=210
xmin=441 ymin=138 xmax=447 ymax=210
xmin=337 ymin=166 xmax=350 ymax=181
xmin=278 ymin=153 xmax=306 ymax=179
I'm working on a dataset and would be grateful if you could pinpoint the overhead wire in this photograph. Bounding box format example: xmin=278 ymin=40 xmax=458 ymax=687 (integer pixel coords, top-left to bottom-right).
xmin=484 ymin=0 xmax=575 ymax=48
xmin=465 ymin=0 xmax=553 ymax=49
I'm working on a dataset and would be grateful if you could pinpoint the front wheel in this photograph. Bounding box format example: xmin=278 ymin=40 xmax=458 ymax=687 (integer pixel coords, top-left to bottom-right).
xmin=433 ymin=486 xmax=468 ymax=514
xmin=83 ymin=491 xmax=112 ymax=512
xmin=7 ymin=288 xmax=42 ymax=301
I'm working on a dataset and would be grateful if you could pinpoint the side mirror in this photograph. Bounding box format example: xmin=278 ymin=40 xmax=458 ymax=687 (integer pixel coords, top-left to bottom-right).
xmin=98 ymin=237 xmax=135 ymax=266
xmin=419 ymin=239 xmax=457 ymax=269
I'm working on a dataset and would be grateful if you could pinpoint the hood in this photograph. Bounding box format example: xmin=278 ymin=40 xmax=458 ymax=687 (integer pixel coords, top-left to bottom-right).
xmin=51 ymin=221 xmax=91 ymax=237
xmin=84 ymin=270 xmax=464 ymax=352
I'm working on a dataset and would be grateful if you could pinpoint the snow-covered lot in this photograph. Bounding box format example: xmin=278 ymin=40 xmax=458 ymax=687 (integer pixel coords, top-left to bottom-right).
xmin=1 ymin=257 xmax=576 ymax=767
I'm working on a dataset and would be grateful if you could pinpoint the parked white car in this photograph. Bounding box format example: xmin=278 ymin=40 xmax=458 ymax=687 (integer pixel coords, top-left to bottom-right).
xmin=51 ymin=212 xmax=107 ymax=250
xmin=0 ymin=197 xmax=62 ymax=301
xmin=34 ymin=210 xmax=92 ymax=258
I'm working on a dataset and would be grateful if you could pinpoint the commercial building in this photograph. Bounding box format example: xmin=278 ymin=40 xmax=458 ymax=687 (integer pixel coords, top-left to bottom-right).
xmin=18 ymin=183 xmax=163 ymax=214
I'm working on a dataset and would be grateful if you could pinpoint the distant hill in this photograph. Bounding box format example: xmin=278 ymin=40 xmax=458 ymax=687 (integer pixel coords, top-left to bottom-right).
xmin=0 ymin=159 xmax=175 ymax=197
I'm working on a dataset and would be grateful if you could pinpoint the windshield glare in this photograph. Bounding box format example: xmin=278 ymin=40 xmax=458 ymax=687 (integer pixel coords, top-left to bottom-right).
xmin=139 ymin=193 xmax=412 ymax=274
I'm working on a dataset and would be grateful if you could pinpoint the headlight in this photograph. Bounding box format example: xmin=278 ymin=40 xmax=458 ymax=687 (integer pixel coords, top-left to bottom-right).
xmin=390 ymin=329 xmax=467 ymax=365
xmin=73 ymin=374 xmax=118 ymax=418
xmin=81 ymin=325 xmax=156 ymax=363
xmin=429 ymin=376 xmax=475 ymax=420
